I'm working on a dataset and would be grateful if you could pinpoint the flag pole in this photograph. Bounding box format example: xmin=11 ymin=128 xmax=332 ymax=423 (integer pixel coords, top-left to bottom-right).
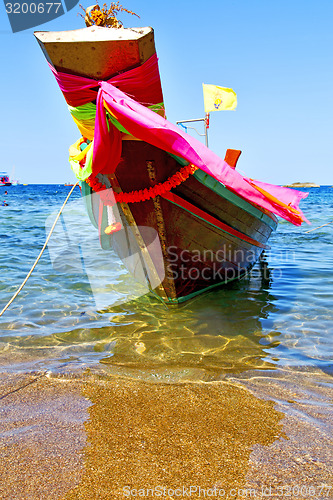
xmin=176 ymin=117 xmax=208 ymax=146
xmin=205 ymin=113 xmax=210 ymax=148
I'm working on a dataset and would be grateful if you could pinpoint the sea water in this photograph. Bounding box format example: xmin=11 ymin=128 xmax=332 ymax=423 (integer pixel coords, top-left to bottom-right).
xmin=0 ymin=184 xmax=332 ymax=378
xmin=1 ymin=184 xmax=333 ymax=491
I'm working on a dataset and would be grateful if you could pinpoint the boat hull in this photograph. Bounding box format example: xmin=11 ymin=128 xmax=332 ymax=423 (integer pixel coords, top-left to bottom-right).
xmin=83 ymin=141 xmax=277 ymax=304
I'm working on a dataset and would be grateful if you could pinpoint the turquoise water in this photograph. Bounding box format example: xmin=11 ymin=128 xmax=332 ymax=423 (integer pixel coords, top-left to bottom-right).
xmin=0 ymin=184 xmax=332 ymax=379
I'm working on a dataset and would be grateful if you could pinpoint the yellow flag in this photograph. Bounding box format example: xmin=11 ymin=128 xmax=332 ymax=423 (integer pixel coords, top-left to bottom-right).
xmin=202 ymin=84 xmax=237 ymax=112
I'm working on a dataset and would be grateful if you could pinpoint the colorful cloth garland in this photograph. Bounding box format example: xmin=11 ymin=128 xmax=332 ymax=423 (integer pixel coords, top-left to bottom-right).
xmin=85 ymin=164 xmax=199 ymax=205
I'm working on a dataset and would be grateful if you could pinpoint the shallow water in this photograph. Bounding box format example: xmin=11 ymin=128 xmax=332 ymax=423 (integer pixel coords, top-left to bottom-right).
xmin=0 ymin=184 xmax=332 ymax=380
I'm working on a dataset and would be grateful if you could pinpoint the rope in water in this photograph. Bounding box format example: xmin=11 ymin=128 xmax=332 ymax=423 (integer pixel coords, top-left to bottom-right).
xmin=0 ymin=182 xmax=80 ymax=318
xmin=305 ymin=221 xmax=333 ymax=233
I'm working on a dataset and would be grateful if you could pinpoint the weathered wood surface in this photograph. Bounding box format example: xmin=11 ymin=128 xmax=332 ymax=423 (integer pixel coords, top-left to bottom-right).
xmin=34 ymin=26 xmax=155 ymax=79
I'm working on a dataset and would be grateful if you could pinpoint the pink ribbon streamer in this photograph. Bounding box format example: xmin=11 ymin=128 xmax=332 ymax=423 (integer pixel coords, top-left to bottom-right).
xmin=49 ymin=57 xmax=308 ymax=225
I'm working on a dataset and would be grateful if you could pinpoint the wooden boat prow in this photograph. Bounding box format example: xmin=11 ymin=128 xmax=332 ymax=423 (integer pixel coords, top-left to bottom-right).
xmin=34 ymin=26 xmax=155 ymax=79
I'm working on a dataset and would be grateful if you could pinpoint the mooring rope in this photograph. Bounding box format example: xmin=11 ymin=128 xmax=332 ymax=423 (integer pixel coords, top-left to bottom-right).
xmin=305 ymin=221 xmax=333 ymax=233
xmin=0 ymin=182 xmax=80 ymax=318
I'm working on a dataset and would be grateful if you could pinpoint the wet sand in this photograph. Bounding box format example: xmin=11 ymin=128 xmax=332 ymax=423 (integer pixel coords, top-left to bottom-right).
xmin=0 ymin=373 xmax=89 ymax=499
xmin=0 ymin=370 xmax=332 ymax=499
xmin=238 ymin=370 xmax=333 ymax=495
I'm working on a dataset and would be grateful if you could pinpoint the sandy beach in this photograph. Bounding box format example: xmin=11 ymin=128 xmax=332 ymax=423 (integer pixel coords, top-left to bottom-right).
xmin=1 ymin=369 xmax=332 ymax=499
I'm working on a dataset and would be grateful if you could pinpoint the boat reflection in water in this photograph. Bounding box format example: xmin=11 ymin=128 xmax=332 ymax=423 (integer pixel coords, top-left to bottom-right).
xmin=92 ymin=258 xmax=280 ymax=381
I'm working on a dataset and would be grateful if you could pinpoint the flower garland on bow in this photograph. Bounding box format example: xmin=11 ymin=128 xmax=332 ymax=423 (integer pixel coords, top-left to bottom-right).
xmin=85 ymin=163 xmax=198 ymax=206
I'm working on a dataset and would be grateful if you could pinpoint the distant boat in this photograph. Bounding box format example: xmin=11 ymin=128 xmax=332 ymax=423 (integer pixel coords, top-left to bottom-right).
xmin=64 ymin=182 xmax=75 ymax=186
xmin=0 ymin=173 xmax=12 ymax=186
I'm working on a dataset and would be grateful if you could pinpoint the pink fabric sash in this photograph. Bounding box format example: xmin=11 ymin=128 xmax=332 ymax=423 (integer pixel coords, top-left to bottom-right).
xmin=49 ymin=57 xmax=308 ymax=225
xmin=48 ymin=53 xmax=163 ymax=107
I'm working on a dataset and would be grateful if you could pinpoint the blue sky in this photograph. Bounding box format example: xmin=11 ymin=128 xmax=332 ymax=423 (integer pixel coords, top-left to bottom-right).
xmin=0 ymin=0 xmax=332 ymax=185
